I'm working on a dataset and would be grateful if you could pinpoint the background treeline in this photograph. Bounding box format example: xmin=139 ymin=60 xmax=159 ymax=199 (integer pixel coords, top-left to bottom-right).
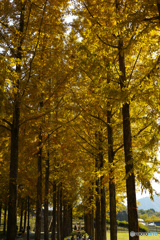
xmin=139 ymin=209 xmax=160 ymax=222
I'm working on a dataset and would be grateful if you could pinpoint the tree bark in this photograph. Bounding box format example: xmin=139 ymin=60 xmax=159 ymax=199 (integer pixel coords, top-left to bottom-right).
xmin=95 ymin=131 xmax=102 ymax=240
xmin=24 ymin=210 xmax=27 ymax=232
xmin=63 ymin=201 xmax=67 ymax=239
xmin=27 ymin=196 xmax=30 ymax=240
xmin=0 ymin=202 xmax=2 ymax=226
xmin=118 ymin=38 xmax=139 ymax=240
xmin=69 ymin=204 xmax=72 ymax=234
xmin=84 ymin=190 xmax=94 ymax=238
xmin=52 ymin=182 xmax=56 ymax=240
xmin=7 ymin=122 xmax=19 ymax=240
xmin=57 ymin=184 xmax=61 ymax=240
xmin=70 ymin=206 xmax=72 ymax=233
xmin=90 ymin=208 xmax=94 ymax=238
xmin=63 ymin=202 xmax=72 ymax=238
xmin=99 ymin=134 xmax=106 ymax=240
xmin=95 ymin=130 xmax=106 ymax=240
xmin=3 ymin=205 xmax=7 ymax=235
xmin=35 ymin=131 xmax=43 ymax=240
xmin=19 ymin=202 xmax=23 ymax=231
xmin=84 ymin=212 xmax=88 ymax=234
xmin=109 ymin=175 xmax=117 ymax=240
xmin=95 ymin=178 xmax=101 ymax=240
xmin=157 ymin=0 xmax=160 ymax=22
xmin=107 ymin=106 xmax=117 ymax=240
xmin=84 ymin=209 xmax=94 ymax=238
xmin=44 ymin=151 xmax=50 ymax=240
xmin=101 ymin=184 xmax=106 ymax=240
xmin=60 ymin=185 xmax=63 ymax=240
xmin=6 ymin=3 xmax=25 ymax=238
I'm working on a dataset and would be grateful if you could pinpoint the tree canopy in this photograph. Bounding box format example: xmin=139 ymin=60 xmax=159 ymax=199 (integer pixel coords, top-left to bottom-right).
xmin=0 ymin=0 xmax=160 ymax=240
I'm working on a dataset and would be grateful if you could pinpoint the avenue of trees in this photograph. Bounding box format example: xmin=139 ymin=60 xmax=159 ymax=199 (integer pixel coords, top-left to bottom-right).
xmin=0 ymin=1 xmax=160 ymax=240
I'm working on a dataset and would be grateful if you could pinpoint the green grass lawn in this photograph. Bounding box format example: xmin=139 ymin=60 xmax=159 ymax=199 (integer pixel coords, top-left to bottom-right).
xmin=106 ymin=232 xmax=159 ymax=240
xmin=65 ymin=231 xmax=159 ymax=240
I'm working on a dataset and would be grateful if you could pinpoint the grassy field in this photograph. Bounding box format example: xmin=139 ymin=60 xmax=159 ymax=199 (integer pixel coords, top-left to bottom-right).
xmin=106 ymin=232 xmax=159 ymax=240
xmin=65 ymin=231 xmax=159 ymax=240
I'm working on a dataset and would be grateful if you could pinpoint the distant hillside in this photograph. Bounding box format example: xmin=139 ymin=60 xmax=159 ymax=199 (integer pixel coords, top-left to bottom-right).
xmin=138 ymin=194 xmax=160 ymax=212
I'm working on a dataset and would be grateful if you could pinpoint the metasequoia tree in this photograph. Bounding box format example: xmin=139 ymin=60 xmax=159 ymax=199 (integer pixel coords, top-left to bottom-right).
xmin=0 ymin=2 xmax=26 ymax=238
xmin=116 ymin=1 xmax=160 ymax=237
xmin=0 ymin=0 xmax=70 ymax=239
xmin=69 ymin=1 xmax=160 ymax=240
xmin=106 ymin=74 xmax=117 ymax=240
xmin=0 ymin=138 xmax=10 ymax=233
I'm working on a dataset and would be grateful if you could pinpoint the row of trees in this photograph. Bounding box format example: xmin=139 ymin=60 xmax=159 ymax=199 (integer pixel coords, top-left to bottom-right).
xmin=68 ymin=1 xmax=160 ymax=240
xmin=0 ymin=0 xmax=160 ymax=240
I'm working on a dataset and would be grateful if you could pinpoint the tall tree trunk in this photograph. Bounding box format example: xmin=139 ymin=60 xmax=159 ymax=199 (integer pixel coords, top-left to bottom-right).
xmin=7 ymin=122 xmax=19 ymax=240
xmin=0 ymin=202 xmax=2 ymax=226
xmin=60 ymin=185 xmax=63 ymax=240
xmin=95 ymin=131 xmax=101 ymax=240
xmin=95 ymin=130 xmax=106 ymax=240
xmin=157 ymin=0 xmax=160 ymax=22
xmin=63 ymin=202 xmax=72 ymax=238
xmin=95 ymin=178 xmax=101 ymax=240
xmin=69 ymin=204 xmax=73 ymax=234
xmin=84 ymin=212 xmax=88 ymax=234
xmin=90 ymin=207 xmax=94 ymax=238
xmin=118 ymin=38 xmax=139 ymax=240
xmin=35 ymin=131 xmax=43 ymax=240
xmin=6 ymin=3 xmax=25 ymax=239
xmin=20 ymin=202 xmax=23 ymax=231
xmin=3 ymin=205 xmax=7 ymax=235
xmin=62 ymin=201 xmax=67 ymax=239
xmin=84 ymin=188 xmax=94 ymax=238
xmin=107 ymin=105 xmax=117 ymax=240
xmin=44 ymin=151 xmax=50 ymax=240
xmin=84 ymin=206 xmax=94 ymax=238
xmin=52 ymin=182 xmax=56 ymax=240
xmin=109 ymin=165 xmax=117 ymax=240
xmin=70 ymin=205 xmax=72 ymax=233
xmin=57 ymin=184 xmax=61 ymax=240
xmin=101 ymin=184 xmax=106 ymax=240
xmin=24 ymin=210 xmax=27 ymax=232
xmin=99 ymin=133 xmax=106 ymax=240
xmin=27 ymin=196 xmax=30 ymax=240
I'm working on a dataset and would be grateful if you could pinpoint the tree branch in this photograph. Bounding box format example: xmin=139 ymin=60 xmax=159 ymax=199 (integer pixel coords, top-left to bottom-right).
xmin=43 ymin=113 xmax=81 ymax=144
xmin=83 ymin=2 xmax=102 ymax=27
xmin=143 ymin=16 xmax=159 ymax=22
xmin=22 ymin=0 xmax=48 ymax=97
xmin=96 ymin=34 xmax=118 ymax=49
xmin=113 ymin=122 xmax=153 ymax=155
xmin=19 ymin=96 xmax=64 ymax=126
xmin=89 ymin=113 xmax=108 ymax=127
xmin=132 ymin=122 xmax=153 ymax=139
xmin=77 ymin=141 xmax=96 ymax=157
xmin=2 ymin=119 xmax=12 ymax=127
xmin=72 ymin=127 xmax=97 ymax=150
xmin=128 ymin=47 xmax=142 ymax=84
xmin=0 ymin=124 xmax=11 ymax=131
